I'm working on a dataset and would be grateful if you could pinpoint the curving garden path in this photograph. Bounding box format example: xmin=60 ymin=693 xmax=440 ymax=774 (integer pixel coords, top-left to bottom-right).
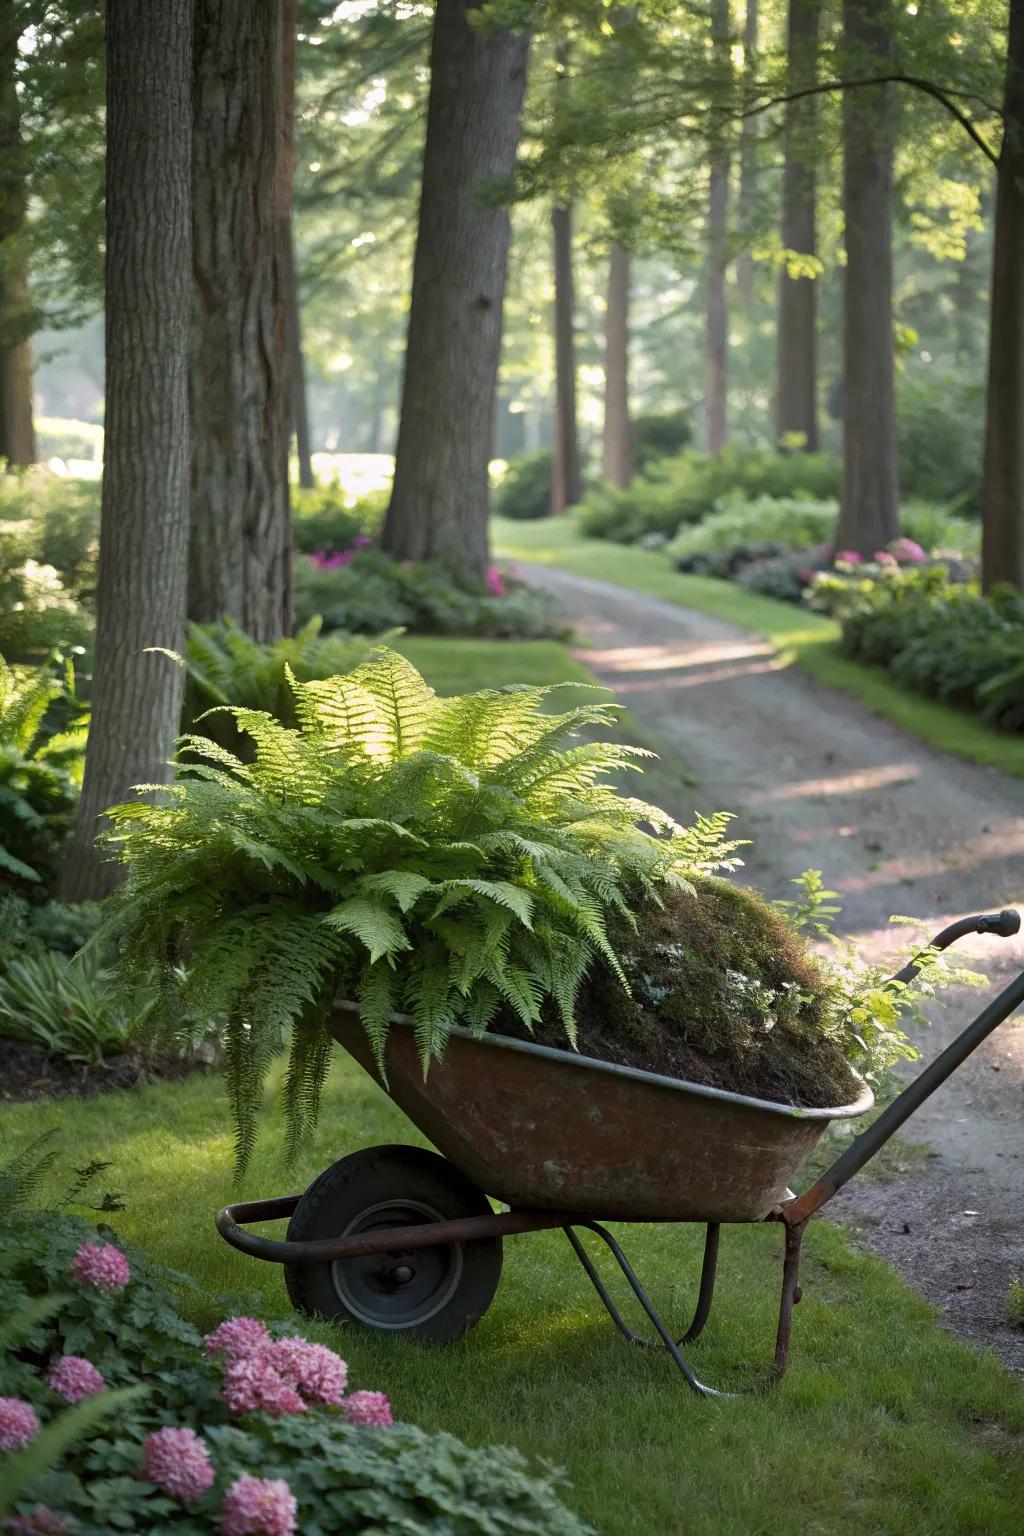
xmin=523 ymin=562 xmax=1024 ymax=1372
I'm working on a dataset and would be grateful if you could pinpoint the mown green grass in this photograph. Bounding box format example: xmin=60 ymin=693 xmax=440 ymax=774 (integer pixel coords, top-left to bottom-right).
xmin=494 ymin=516 xmax=1024 ymax=780
xmin=5 ymin=1062 xmax=1024 ymax=1536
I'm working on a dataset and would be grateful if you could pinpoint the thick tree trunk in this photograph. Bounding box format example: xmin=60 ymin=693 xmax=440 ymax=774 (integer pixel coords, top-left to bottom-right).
xmin=190 ymin=0 xmax=290 ymax=641
xmin=382 ymin=0 xmax=529 ymax=571
xmin=776 ymin=0 xmax=821 ymax=451
xmin=286 ymin=227 xmax=315 ymax=490
xmin=551 ymin=200 xmax=582 ymax=513
xmin=705 ymin=0 xmax=730 ymax=457
xmin=0 ymin=1 xmax=35 ymax=468
xmin=981 ymin=0 xmax=1024 ymax=591
xmin=61 ymin=0 xmax=191 ymax=902
xmin=835 ymin=0 xmax=899 ymax=556
xmin=736 ymin=0 xmax=759 ymax=308
xmin=602 ymin=240 xmax=632 ymax=488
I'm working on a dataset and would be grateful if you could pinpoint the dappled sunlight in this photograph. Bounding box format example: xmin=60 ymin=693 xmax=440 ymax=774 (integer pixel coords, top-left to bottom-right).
xmin=761 ymin=761 xmax=922 ymax=802
xmin=581 ymin=636 xmax=788 ymax=691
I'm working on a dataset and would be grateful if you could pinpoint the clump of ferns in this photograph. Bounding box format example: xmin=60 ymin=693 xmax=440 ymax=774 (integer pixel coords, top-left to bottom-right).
xmin=98 ymin=649 xmax=739 ymax=1172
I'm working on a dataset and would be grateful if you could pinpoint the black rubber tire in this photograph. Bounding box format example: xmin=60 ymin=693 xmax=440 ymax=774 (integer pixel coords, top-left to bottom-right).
xmin=283 ymin=1144 xmax=503 ymax=1343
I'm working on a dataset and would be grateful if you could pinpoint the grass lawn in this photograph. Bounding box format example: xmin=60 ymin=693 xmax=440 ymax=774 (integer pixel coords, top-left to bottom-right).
xmin=5 ymin=1061 xmax=1024 ymax=1536
xmin=494 ymin=516 xmax=1024 ymax=781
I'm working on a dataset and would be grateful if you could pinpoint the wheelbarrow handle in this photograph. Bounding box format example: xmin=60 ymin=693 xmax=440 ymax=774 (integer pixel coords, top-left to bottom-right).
xmin=887 ymin=908 xmax=1020 ymax=986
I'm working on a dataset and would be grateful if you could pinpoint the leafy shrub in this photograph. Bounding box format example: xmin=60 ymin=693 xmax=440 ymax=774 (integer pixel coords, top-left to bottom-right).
xmin=99 ymin=647 xmax=736 ymax=1169
xmin=897 ymin=372 xmax=984 ymax=514
xmin=1 ymin=1200 xmax=591 ymax=1534
xmin=492 ymin=450 xmax=554 ymax=520
xmin=0 ymin=949 xmax=154 ymax=1065
xmin=0 ymin=655 xmax=85 ymax=893
xmin=294 ymin=549 xmax=566 ymax=640
xmin=291 ymin=485 xmax=386 ymax=556
xmin=0 ymin=895 xmax=103 ymax=968
xmin=0 ymin=471 xmax=100 ymax=596
xmin=738 ymin=544 xmax=831 ymax=603
xmin=578 ymin=447 xmax=841 ymax=544
xmin=631 ymin=409 xmax=691 ymax=469
xmin=179 ymin=617 xmax=392 ymax=753
xmin=811 ymin=566 xmax=1024 ymax=730
xmin=669 ymin=496 xmax=839 ymax=567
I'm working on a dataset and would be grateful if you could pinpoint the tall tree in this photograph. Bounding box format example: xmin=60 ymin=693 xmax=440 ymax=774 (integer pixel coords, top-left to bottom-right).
xmin=705 ymin=0 xmax=730 ymax=456
xmin=835 ymin=0 xmax=899 ymax=556
xmin=279 ymin=0 xmax=312 ymax=492
xmin=382 ymin=0 xmax=530 ymax=571
xmin=190 ymin=0 xmax=291 ymax=641
xmin=981 ymin=0 xmax=1024 ymax=591
xmin=62 ymin=0 xmax=192 ymax=901
xmin=551 ymin=196 xmax=582 ymax=513
xmin=736 ymin=0 xmax=759 ymax=308
xmin=602 ymin=239 xmax=632 ymax=487
xmin=776 ymin=0 xmax=821 ymax=450
xmin=0 ymin=0 xmax=35 ymax=467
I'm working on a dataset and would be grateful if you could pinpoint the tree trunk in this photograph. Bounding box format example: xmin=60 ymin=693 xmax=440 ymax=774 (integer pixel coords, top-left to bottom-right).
xmin=835 ymin=0 xmax=899 ymax=556
xmin=61 ymin=0 xmax=191 ymax=902
xmin=190 ymin=0 xmax=290 ymax=641
xmin=382 ymin=0 xmax=529 ymax=571
xmin=0 ymin=1 xmax=36 ymax=468
xmin=705 ymin=0 xmax=730 ymax=457
xmin=776 ymin=0 xmax=821 ymax=451
xmin=736 ymin=0 xmax=759 ymax=308
xmin=602 ymin=240 xmax=632 ymax=488
xmin=286 ymin=226 xmax=315 ymax=489
xmin=981 ymin=0 xmax=1024 ymax=591
xmin=551 ymin=200 xmax=582 ymax=513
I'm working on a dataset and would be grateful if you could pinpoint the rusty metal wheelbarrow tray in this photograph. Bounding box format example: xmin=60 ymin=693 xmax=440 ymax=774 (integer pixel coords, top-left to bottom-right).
xmin=329 ymin=1002 xmax=874 ymax=1224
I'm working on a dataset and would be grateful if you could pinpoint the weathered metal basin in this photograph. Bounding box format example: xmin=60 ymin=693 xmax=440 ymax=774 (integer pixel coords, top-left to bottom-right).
xmin=329 ymin=1003 xmax=874 ymax=1224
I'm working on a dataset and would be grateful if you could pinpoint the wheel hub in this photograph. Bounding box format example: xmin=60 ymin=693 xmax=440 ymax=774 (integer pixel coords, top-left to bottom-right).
xmin=330 ymin=1199 xmax=464 ymax=1330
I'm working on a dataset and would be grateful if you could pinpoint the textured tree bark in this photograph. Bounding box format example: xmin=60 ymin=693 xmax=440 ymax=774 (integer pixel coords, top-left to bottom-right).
xmin=61 ymin=0 xmax=192 ymax=901
xmin=736 ymin=0 xmax=759 ymax=308
xmin=835 ymin=0 xmax=899 ymax=556
xmin=0 ymin=1 xmax=36 ymax=468
xmin=551 ymin=199 xmax=582 ymax=514
xmin=190 ymin=0 xmax=291 ymax=641
xmin=602 ymin=240 xmax=632 ymax=488
xmin=705 ymin=0 xmax=730 ymax=457
xmin=981 ymin=0 xmax=1024 ymax=591
xmin=382 ymin=0 xmax=529 ymax=570
xmin=286 ymin=226 xmax=315 ymax=490
xmin=776 ymin=0 xmax=821 ymax=451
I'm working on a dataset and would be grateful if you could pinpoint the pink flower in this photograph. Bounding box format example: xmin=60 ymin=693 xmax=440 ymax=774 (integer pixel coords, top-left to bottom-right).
xmin=204 ymin=1316 xmax=271 ymax=1362
xmin=485 ymin=565 xmax=505 ymax=598
xmin=343 ymin=1390 xmax=393 ymax=1428
xmin=5 ymin=1507 xmax=67 ymax=1535
xmin=873 ymin=550 xmax=898 ymax=566
xmin=265 ymin=1338 xmax=348 ymax=1406
xmin=70 ymin=1242 xmax=131 ymax=1292
xmin=221 ymin=1355 xmax=306 ymax=1419
xmin=891 ymin=537 xmax=927 ymax=563
xmin=834 ymin=550 xmax=862 ymax=565
xmin=45 ymin=1356 xmax=105 ymax=1404
xmin=220 ymin=1476 xmax=297 ymax=1536
xmin=142 ymin=1426 xmax=215 ymax=1503
xmin=354 ymin=534 xmax=372 ymax=548
xmin=0 ymin=1397 xmax=39 ymax=1451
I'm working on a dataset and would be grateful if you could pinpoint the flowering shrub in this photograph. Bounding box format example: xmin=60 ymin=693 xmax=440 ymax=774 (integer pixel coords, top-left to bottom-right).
xmin=1 ymin=1208 xmax=591 ymax=1534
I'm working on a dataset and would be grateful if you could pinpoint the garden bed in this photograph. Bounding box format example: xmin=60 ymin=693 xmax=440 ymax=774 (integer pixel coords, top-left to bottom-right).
xmin=0 ymin=1037 xmax=211 ymax=1104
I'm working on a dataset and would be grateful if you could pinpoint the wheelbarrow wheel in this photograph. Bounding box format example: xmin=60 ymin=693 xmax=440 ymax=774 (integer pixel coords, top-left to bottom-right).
xmin=284 ymin=1144 xmax=502 ymax=1343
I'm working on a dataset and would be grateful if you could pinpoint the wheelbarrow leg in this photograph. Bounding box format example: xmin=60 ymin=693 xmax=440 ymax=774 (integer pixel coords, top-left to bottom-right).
xmin=772 ymin=1218 xmax=806 ymax=1380
xmin=563 ymin=1221 xmax=733 ymax=1400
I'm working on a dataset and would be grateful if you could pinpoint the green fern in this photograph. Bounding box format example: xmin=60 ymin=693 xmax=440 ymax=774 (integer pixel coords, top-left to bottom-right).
xmin=100 ymin=647 xmax=739 ymax=1172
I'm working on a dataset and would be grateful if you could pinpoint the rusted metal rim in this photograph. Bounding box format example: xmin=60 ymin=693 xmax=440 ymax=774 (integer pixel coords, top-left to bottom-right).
xmin=330 ymin=1000 xmax=876 ymax=1123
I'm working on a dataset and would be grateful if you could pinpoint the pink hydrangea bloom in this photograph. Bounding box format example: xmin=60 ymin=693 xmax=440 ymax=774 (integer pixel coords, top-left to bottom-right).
xmin=354 ymin=534 xmax=372 ymax=548
xmin=891 ymin=536 xmax=927 ymax=563
xmin=6 ymin=1506 xmax=67 ymax=1535
xmin=834 ymin=550 xmax=862 ymax=565
xmin=220 ymin=1476 xmax=297 ymax=1536
xmin=204 ymin=1316 xmax=271 ymax=1362
xmin=45 ymin=1356 xmax=105 ymax=1404
xmin=0 ymin=1396 xmax=39 ymax=1451
xmin=266 ymin=1338 xmax=348 ymax=1406
xmin=343 ymin=1390 xmax=393 ymax=1428
xmin=485 ymin=565 xmax=505 ymax=598
xmin=142 ymin=1426 xmax=215 ymax=1502
xmin=873 ymin=550 xmax=898 ymax=566
xmin=70 ymin=1241 xmax=131 ymax=1292
xmin=221 ymin=1355 xmax=306 ymax=1419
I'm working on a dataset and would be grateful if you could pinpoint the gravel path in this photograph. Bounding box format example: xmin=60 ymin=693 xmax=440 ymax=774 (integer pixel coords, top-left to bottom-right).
xmin=524 ymin=562 xmax=1024 ymax=1371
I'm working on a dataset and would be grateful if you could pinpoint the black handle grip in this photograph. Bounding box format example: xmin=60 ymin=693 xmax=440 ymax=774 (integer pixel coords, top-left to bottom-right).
xmin=889 ymin=908 xmax=1020 ymax=987
xmin=976 ymin=909 xmax=1021 ymax=938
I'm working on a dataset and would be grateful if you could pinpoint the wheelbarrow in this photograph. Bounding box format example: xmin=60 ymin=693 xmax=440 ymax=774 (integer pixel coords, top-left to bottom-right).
xmin=216 ymin=908 xmax=1023 ymax=1398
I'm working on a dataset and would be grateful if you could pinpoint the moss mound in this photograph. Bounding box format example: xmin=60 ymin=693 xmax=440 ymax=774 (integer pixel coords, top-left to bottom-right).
xmin=508 ymin=877 xmax=861 ymax=1109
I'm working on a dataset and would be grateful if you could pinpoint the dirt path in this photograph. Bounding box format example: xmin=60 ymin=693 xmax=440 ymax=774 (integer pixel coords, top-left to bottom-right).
xmin=524 ymin=563 xmax=1024 ymax=1372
